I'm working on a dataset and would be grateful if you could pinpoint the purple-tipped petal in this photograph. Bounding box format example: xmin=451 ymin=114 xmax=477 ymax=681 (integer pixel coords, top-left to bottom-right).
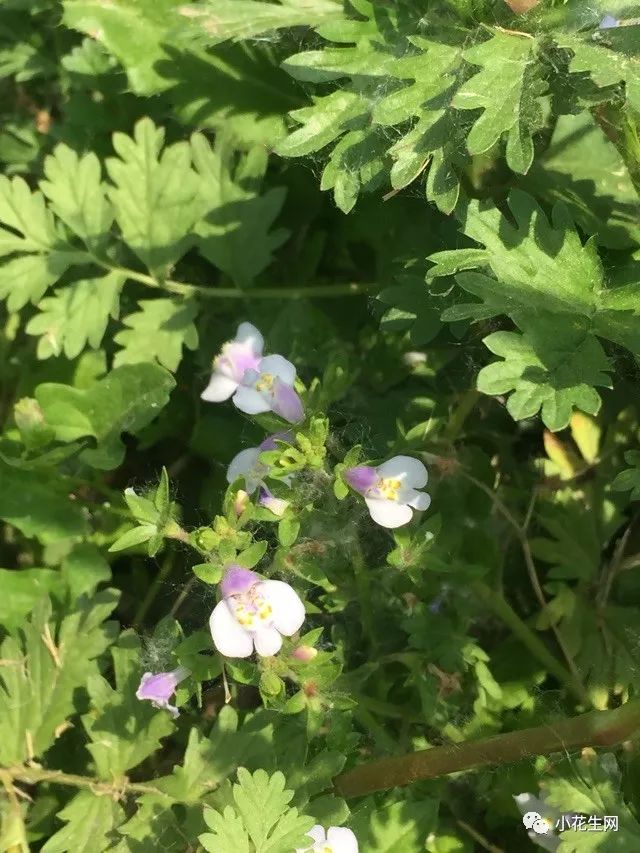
xmin=136 ymin=666 xmax=190 ymax=715
xmin=220 ymin=565 xmax=260 ymax=598
xmin=344 ymin=466 xmax=378 ymax=495
xmin=259 ymin=487 xmax=290 ymax=517
xmin=272 ymin=379 xmax=304 ymax=423
xmin=259 ymin=431 xmax=294 ymax=451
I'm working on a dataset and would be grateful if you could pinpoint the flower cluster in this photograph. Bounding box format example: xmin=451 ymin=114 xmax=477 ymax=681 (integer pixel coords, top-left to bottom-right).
xmin=137 ymin=323 xmax=432 ymax=719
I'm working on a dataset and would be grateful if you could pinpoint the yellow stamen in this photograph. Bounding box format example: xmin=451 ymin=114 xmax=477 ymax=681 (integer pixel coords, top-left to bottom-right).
xmin=378 ymin=477 xmax=402 ymax=500
xmin=255 ymin=373 xmax=274 ymax=392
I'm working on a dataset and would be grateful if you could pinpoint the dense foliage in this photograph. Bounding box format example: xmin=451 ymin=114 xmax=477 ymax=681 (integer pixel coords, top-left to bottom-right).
xmin=1 ymin=0 xmax=640 ymax=850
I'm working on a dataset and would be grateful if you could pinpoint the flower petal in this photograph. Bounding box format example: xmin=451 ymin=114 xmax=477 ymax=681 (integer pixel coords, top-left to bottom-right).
xmin=376 ymin=455 xmax=428 ymax=488
xmin=404 ymin=489 xmax=431 ymax=512
xmin=201 ymin=373 xmax=238 ymax=402
xmin=253 ymin=626 xmax=283 ymax=657
xmin=261 ymin=580 xmax=305 ymax=636
xmin=296 ymin=825 xmax=326 ymax=853
xmin=209 ymin=600 xmax=254 ymax=658
xmin=235 ymin=322 xmax=264 ymax=355
xmin=364 ymin=497 xmax=413 ymax=528
xmin=327 ymin=827 xmax=359 ymax=853
xmin=272 ymin=379 xmax=304 ymax=423
xmin=227 ymin=448 xmax=262 ymax=492
xmin=233 ymin=385 xmax=272 ymax=415
xmin=258 ymin=354 xmax=297 ymax=384
xmin=344 ymin=466 xmax=378 ymax=494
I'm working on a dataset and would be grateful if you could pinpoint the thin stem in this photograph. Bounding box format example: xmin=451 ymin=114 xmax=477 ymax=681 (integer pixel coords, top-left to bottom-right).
xmin=334 ymin=697 xmax=640 ymax=797
xmin=456 ymin=819 xmax=504 ymax=853
xmin=98 ymin=260 xmax=375 ymax=300
xmin=4 ymin=766 xmax=171 ymax=799
xmin=473 ymin=583 xmax=587 ymax=703
xmin=458 ymin=469 xmax=587 ymax=702
xmin=132 ymin=551 xmax=176 ymax=628
xmin=445 ymin=388 xmax=481 ymax=442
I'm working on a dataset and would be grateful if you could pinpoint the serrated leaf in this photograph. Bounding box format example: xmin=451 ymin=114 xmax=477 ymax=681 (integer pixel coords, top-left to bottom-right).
xmin=114 ymin=298 xmax=198 ymax=371
xmin=351 ymin=799 xmax=438 ymax=853
xmin=276 ymin=90 xmax=366 ymax=158
xmin=82 ymin=631 xmax=174 ymax=777
xmin=453 ymin=32 xmax=545 ymax=174
xmin=200 ymin=768 xmax=314 ymax=853
xmin=0 ymin=175 xmax=86 ymax=310
xmin=0 ymin=592 xmax=119 ymax=764
xmin=191 ymin=133 xmax=287 ymax=287
xmin=560 ymin=34 xmax=640 ymax=113
xmin=106 ymin=117 xmax=203 ymax=277
xmin=26 ymin=272 xmax=123 ymax=359
xmin=429 ymin=191 xmax=640 ymax=357
xmin=477 ymin=323 xmax=611 ymax=431
xmin=62 ymin=0 xmax=186 ymax=94
xmin=35 ymin=363 xmax=175 ymax=469
xmin=40 ymin=144 xmax=113 ymax=245
xmin=41 ymin=791 xmax=124 ymax=853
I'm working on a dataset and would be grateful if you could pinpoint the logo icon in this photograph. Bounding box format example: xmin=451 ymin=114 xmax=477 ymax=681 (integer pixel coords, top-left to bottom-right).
xmin=522 ymin=812 xmax=554 ymax=835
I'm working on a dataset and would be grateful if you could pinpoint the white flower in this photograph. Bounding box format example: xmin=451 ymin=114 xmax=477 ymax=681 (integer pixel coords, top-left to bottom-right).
xmin=344 ymin=455 xmax=430 ymax=528
xmin=515 ymin=792 xmax=566 ymax=852
xmin=226 ymin=432 xmax=293 ymax=495
xmin=233 ymin=354 xmax=304 ymax=423
xmin=201 ymin=322 xmax=264 ymax=402
xmin=210 ymin=566 xmax=305 ymax=658
xmin=296 ymin=825 xmax=358 ymax=853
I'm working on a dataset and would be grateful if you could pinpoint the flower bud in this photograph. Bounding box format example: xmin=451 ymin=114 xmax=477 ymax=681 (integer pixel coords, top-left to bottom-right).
xmin=234 ymin=489 xmax=250 ymax=516
xmin=291 ymin=645 xmax=318 ymax=662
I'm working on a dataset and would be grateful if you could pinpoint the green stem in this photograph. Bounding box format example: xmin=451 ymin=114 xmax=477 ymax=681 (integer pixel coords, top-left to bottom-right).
xmin=334 ymin=697 xmax=640 ymax=797
xmin=99 ymin=261 xmax=375 ymax=300
xmin=132 ymin=551 xmax=176 ymax=628
xmin=474 ymin=582 xmax=588 ymax=704
xmin=4 ymin=765 xmax=170 ymax=798
xmin=445 ymin=388 xmax=481 ymax=442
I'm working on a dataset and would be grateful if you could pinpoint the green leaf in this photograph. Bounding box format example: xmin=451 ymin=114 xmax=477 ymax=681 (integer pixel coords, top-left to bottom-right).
xmin=82 ymin=631 xmax=174 ymax=777
xmin=191 ymin=134 xmax=288 ymax=287
xmin=0 ymin=176 xmax=85 ymax=311
xmin=560 ymin=34 xmax=640 ymax=113
xmin=276 ymin=90 xmax=366 ymax=158
xmin=175 ymin=0 xmax=343 ymax=42
xmin=0 ymin=568 xmax=64 ymax=631
xmin=237 ymin=540 xmax=268 ymax=568
xmin=41 ymin=791 xmax=124 ymax=853
xmin=429 ymin=191 xmax=640 ymax=357
xmin=0 ymin=592 xmax=119 ymax=764
xmin=109 ymin=524 xmax=157 ymax=553
xmin=477 ymin=324 xmax=611 ymax=431
xmin=452 ymin=32 xmax=545 ymax=174
xmin=278 ymin=517 xmax=300 ymax=548
xmin=114 ymin=298 xmax=199 ymax=371
xmin=26 ymin=272 xmax=123 ymax=359
xmin=40 ymin=144 xmax=113 ymax=246
xmin=106 ymin=117 xmax=203 ymax=277
xmin=61 ymin=0 xmax=186 ymax=94
xmin=351 ymin=799 xmax=439 ymax=853
xmin=200 ymin=768 xmax=314 ymax=853
xmin=612 ymin=450 xmax=640 ymax=501
xmin=0 ymin=459 xmax=88 ymax=544
xmin=35 ymin=363 xmax=175 ymax=469
xmin=192 ymin=562 xmax=223 ymax=584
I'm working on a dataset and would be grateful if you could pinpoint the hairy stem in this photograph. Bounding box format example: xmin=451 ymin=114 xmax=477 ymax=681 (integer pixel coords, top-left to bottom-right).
xmin=3 ymin=766 xmax=170 ymax=799
xmin=334 ymin=697 xmax=640 ymax=797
